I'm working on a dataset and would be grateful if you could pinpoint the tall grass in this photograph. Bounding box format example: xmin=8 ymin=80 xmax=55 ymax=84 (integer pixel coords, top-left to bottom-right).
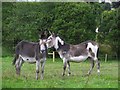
xmin=2 ymin=57 xmax=118 ymax=88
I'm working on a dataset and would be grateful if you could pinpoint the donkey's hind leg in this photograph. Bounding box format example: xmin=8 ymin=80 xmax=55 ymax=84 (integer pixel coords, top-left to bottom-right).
xmin=62 ymin=58 xmax=67 ymax=76
xmin=15 ymin=57 xmax=23 ymax=75
xmin=95 ymin=58 xmax=100 ymax=73
xmin=87 ymin=58 xmax=95 ymax=75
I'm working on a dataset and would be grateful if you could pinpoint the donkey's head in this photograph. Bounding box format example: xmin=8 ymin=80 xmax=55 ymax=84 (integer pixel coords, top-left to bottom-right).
xmin=46 ymin=32 xmax=64 ymax=49
xmin=39 ymin=30 xmax=49 ymax=51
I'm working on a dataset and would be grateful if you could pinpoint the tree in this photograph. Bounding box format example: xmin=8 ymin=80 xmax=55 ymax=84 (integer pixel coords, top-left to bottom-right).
xmin=51 ymin=2 xmax=102 ymax=44
xmin=98 ymin=7 xmax=119 ymax=59
xmin=2 ymin=2 xmax=119 ymax=59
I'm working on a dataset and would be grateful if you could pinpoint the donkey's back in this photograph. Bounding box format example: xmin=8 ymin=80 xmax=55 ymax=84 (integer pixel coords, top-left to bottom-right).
xmin=13 ymin=40 xmax=40 ymax=65
xmin=16 ymin=40 xmax=39 ymax=57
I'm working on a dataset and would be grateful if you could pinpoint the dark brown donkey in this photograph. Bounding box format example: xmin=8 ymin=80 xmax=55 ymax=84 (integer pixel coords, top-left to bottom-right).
xmin=12 ymin=31 xmax=48 ymax=80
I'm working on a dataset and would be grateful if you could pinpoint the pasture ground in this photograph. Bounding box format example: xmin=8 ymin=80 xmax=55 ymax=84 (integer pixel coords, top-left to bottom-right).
xmin=2 ymin=57 xmax=118 ymax=88
xmin=0 ymin=57 xmax=2 ymax=89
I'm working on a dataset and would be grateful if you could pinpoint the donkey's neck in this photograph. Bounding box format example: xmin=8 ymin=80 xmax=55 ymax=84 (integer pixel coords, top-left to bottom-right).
xmin=54 ymin=37 xmax=64 ymax=50
xmin=55 ymin=41 xmax=70 ymax=52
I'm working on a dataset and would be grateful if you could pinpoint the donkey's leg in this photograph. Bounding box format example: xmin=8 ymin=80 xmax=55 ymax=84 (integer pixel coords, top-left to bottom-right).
xmin=15 ymin=57 xmax=20 ymax=75
xmin=67 ymin=61 xmax=71 ymax=76
xmin=15 ymin=57 xmax=23 ymax=75
xmin=87 ymin=58 xmax=95 ymax=75
xmin=62 ymin=58 xmax=67 ymax=76
xmin=95 ymin=58 xmax=100 ymax=73
xmin=40 ymin=58 xmax=46 ymax=80
xmin=36 ymin=60 xmax=40 ymax=80
xmin=18 ymin=58 xmax=24 ymax=75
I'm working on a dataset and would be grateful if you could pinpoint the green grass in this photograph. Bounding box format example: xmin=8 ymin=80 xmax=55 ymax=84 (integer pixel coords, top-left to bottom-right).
xmin=0 ymin=57 xmax=2 ymax=89
xmin=2 ymin=57 xmax=118 ymax=88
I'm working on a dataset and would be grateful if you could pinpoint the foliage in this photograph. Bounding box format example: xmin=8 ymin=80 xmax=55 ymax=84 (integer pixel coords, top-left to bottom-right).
xmin=2 ymin=2 xmax=119 ymax=58
xmin=98 ymin=7 xmax=120 ymax=58
xmin=51 ymin=3 xmax=98 ymax=43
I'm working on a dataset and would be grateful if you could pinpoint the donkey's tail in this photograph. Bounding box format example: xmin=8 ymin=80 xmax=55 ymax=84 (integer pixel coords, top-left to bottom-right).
xmin=12 ymin=54 xmax=19 ymax=65
xmin=12 ymin=42 xmax=20 ymax=65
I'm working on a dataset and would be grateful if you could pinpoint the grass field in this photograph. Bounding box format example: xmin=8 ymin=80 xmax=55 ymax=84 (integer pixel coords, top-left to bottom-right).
xmin=2 ymin=57 xmax=118 ymax=88
xmin=0 ymin=57 xmax=2 ymax=89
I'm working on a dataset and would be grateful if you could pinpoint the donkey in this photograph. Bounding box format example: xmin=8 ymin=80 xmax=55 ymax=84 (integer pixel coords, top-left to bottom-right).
xmin=46 ymin=33 xmax=100 ymax=76
xmin=12 ymin=31 xmax=48 ymax=80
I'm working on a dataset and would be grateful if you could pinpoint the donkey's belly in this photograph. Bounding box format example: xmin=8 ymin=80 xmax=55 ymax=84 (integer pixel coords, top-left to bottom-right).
xmin=20 ymin=55 xmax=36 ymax=63
xmin=69 ymin=55 xmax=88 ymax=62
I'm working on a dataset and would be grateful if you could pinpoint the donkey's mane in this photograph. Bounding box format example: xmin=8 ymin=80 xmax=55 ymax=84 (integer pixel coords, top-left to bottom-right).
xmin=57 ymin=40 xmax=70 ymax=51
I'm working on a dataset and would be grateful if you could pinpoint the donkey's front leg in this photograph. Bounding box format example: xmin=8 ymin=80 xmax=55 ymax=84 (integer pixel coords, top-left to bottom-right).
xmin=40 ymin=58 xmax=46 ymax=80
xmin=36 ymin=60 xmax=40 ymax=80
xmin=62 ymin=58 xmax=67 ymax=76
xmin=67 ymin=61 xmax=71 ymax=76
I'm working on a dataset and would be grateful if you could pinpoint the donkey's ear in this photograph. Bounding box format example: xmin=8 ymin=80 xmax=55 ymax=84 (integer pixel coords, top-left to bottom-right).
xmin=44 ymin=30 xmax=48 ymax=38
xmin=38 ymin=28 xmax=42 ymax=37
xmin=39 ymin=30 xmax=46 ymax=39
xmin=56 ymin=33 xmax=59 ymax=36
xmin=48 ymin=30 xmax=52 ymax=35
xmin=52 ymin=32 xmax=57 ymax=37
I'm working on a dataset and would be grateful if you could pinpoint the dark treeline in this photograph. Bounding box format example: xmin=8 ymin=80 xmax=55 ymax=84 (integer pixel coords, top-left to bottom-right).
xmin=2 ymin=2 xmax=120 ymax=59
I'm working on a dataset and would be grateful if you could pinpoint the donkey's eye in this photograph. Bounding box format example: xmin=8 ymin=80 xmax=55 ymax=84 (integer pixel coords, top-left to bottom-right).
xmin=48 ymin=37 xmax=52 ymax=40
xmin=47 ymin=38 xmax=52 ymax=42
xmin=47 ymin=38 xmax=51 ymax=41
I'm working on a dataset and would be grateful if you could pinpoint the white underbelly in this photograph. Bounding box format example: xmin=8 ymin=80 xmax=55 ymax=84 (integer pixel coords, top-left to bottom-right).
xmin=70 ymin=55 xmax=88 ymax=62
xmin=19 ymin=55 xmax=46 ymax=63
xmin=20 ymin=55 xmax=36 ymax=63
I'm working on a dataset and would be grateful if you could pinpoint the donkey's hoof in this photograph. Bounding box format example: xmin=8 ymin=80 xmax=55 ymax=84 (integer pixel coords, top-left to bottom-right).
xmin=83 ymin=73 xmax=90 ymax=77
xmin=86 ymin=72 xmax=91 ymax=75
xmin=40 ymin=77 xmax=44 ymax=80
xmin=62 ymin=73 xmax=65 ymax=76
xmin=36 ymin=77 xmax=38 ymax=80
xmin=67 ymin=74 xmax=70 ymax=76
xmin=67 ymin=73 xmax=71 ymax=76
xmin=97 ymin=70 xmax=100 ymax=73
